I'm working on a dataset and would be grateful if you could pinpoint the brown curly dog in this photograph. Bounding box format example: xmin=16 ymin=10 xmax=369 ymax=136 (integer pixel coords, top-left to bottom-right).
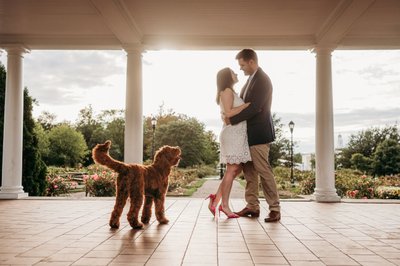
xmin=92 ymin=140 xmax=181 ymax=229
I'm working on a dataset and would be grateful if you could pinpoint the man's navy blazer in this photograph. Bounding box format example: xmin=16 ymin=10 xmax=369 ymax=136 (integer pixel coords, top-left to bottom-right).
xmin=230 ymin=68 xmax=275 ymax=146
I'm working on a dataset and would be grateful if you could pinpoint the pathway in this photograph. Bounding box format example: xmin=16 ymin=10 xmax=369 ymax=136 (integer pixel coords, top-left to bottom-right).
xmin=191 ymin=176 xmax=245 ymax=199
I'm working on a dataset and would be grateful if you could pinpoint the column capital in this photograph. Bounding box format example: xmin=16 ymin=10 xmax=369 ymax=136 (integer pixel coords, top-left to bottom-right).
xmin=122 ymin=44 xmax=145 ymax=54
xmin=311 ymin=45 xmax=336 ymax=55
xmin=1 ymin=44 xmax=30 ymax=56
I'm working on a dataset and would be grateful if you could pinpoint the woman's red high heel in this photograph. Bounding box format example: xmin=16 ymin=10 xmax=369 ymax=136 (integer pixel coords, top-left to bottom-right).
xmin=218 ymin=205 xmax=239 ymax=219
xmin=205 ymin=194 xmax=216 ymax=216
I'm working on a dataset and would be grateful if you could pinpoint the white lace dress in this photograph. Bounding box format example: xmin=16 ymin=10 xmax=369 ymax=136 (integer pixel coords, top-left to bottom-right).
xmin=219 ymin=92 xmax=252 ymax=164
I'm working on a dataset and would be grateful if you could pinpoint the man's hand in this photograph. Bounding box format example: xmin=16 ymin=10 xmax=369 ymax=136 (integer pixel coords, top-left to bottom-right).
xmin=224 ymin=116 xmax=231 ymax=125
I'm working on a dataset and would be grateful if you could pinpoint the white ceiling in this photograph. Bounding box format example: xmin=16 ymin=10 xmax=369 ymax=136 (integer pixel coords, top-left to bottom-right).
xmin=1 ymin=0 xmax=400 ymax=50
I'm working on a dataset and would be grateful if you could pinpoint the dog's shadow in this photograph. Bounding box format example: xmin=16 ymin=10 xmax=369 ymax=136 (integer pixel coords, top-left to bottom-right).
xmin=109 ymin=217 xmax=169 ymax=250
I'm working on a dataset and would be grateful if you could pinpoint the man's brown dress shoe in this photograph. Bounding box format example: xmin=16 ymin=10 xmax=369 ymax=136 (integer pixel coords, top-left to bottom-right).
xmin=234 ymin=207 xmax=260 ymax=218
xmin=264 ymin=211 xmax=281 ymax=222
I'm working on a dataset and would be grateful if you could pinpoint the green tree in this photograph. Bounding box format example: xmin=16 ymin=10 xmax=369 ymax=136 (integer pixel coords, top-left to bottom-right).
xmin=270 ymin=114 xmax=292 ymax=167
xmin=46 ymin=124 xmax=89 ymax=167
xmin=154 ymin=117 xmax=218 ymax=167
xmin=373 ymin=139 xmax=400 ymax=176
xmin=34 ymin=122 xmax=50 ymax=159
xmin=75 ymin=105 xmax=103 ymax=165
xmin=338 ymin=126 xmax=399 ymax=170
xmin=37 ymin=111 xmax=57 ymax=131
xmin=104 ymin=117 xmax=125 ymax=161
xmin=0 ymin=64 xmax=47 ymax=194
xmin=22 ymin=88 xmax=48 ymax=195
xmin=202 ymin=130 xmax=220 ymax=165
xmin=350 ymin=153 xmax=373 ymax=173
xmin=96 ymin=109 xmax=125 ymax=161
xmin=143 ymin=105 xmax=191 ymax=162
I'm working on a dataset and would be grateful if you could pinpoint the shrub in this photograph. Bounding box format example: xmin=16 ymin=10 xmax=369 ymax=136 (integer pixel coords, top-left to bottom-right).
xmin=168 ymin=168 xmax=198 ymax=192
xmin=84 ymin=165 xmax=116 ymax=197
xmin=297 ymin=169 xmax=400 ymax=199
xmin=45 ymin=175 xmax=78 ymax=196
xmin=378 ymin=175 xmax=400 ymax=187
xmin=299 ymin=176 xmax=315 ymax=195
xmin=194 ymin=164 xmax=216 ymax=179
xmin=335 ymin=169 xmax=364 ymax=197
xmin=274 ymin=167 xmax=314 ymax=193
xmin=345 ymin=175 xmax=380 ymax=199
xmin=375 ymin=186 xmax=400 ymax=199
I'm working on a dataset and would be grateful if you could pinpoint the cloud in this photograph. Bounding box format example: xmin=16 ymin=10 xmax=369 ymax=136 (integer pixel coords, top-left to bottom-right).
xmin=277 ymin=108 xmax=399 ymax=129
xmin=357 ymin=65 xmax=398 ymax=80
xmin=335 ymin=108 xmax=399 ymax=128
xmin=23 ymin=50 xmax=125 ymax=105
xmin=275 ymin=112 xmax=315 ymax=128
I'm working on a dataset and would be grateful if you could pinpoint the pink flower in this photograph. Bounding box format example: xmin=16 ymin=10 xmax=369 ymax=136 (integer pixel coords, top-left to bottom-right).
xmin=83 ymin=175 xmax=89 ymax=181
xmin=361 ymin=175 xmax=367 ymax=179
xmin=92 ymin=174 xmax=99 ymax=181
xmin=53 ymin=185 xmax=58 ymax=189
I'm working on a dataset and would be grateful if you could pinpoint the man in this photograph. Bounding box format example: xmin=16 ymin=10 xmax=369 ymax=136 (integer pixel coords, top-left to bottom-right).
xmin=228 ymin=48 xmax=280 ymax=222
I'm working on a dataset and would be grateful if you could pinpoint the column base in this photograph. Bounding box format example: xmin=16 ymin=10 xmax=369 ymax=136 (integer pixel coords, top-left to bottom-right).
xmin=312 ymin=189 xmax=341 ymax=202
xmin=0 ymin=186 xmax=29 ymax=199
xmin=0 ymin=192 xmax=29 ymax=199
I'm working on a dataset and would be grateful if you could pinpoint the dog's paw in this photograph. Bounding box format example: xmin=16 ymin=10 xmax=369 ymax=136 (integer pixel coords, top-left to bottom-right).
xmin=129 ymin=220 xmax=144 ymax=229
xmin=158 ymin=217 xmax=169 ymax=224
xmin=109 ymin=221 xmax=120 ymax=229
xmin=141 ymin=216 xmax=151 ymax=224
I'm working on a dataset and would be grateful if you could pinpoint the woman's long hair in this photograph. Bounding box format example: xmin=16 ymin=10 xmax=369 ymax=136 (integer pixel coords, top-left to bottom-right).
xmin=216 ymin=67 xmax=234 ymax=104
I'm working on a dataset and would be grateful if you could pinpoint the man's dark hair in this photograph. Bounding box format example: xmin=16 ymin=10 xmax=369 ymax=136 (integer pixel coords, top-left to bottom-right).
xmin=235 ymin=49 xmax=258 ymax=63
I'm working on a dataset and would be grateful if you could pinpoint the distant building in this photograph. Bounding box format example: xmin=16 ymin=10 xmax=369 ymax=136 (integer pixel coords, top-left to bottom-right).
xmin=337 ymin=134 xmax=344 ymax=149
xmin=301 ymin=153 xmax=313 ymax=171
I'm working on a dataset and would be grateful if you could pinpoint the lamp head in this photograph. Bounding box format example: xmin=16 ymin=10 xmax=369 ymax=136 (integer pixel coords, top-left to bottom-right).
xmin=289 ymin=121 xmax=295 ymax=133
xmin=151 ymin=117 xmax=157 ymax=129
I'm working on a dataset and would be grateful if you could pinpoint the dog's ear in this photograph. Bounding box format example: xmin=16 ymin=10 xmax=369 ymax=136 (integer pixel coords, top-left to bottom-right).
xmin=105 ymin=140 xmax=112 ymax=148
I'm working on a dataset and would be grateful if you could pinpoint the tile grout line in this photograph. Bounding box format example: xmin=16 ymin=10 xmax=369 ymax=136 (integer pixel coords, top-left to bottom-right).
xmin=104 ymin=198 xmax=180 ymax=265
xmin=143 ymin=199 xmax=191 ymax=265
xmin=180 ymin=199 xmax=208 ymax=266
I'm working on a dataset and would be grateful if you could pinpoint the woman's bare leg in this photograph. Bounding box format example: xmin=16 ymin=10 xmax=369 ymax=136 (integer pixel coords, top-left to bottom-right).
xmin=220 ymin=163 xmax=242 ymax=215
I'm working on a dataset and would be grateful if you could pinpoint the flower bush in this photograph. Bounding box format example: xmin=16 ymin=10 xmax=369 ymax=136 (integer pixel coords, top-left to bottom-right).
xmin=274 ymin=166 xmax=314 ymax=191
xmin=298 ymin=169 xmax=400 ymax=199
xmin=375 ymin=186 xmax=400 ymax=199
xmin=298 ymin=175 xmax=315 ymax=195
xmin=84 ymin=165 xmax=116 ymax=197
xmin=345 ymin=175 xmax=380 ymax=199
xmin=45 ymin=175 xmax=78 ymax=196
xmin=168 ymin=168 xmax=198 ymax=192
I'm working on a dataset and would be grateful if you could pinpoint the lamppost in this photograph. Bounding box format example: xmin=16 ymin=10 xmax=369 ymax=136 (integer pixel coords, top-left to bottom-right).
xmin=151 ymin=117 xmax=157 ymax=161
xmin=289 ymin=120 xmax=295 ymax=186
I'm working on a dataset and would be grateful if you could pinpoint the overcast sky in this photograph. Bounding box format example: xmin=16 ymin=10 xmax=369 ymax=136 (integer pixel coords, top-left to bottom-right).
xmin=0 ymin=49 xmax=399 ymax=154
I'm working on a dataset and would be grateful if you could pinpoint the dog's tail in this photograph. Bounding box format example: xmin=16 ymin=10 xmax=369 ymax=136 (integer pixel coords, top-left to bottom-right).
xmin=92 ymin=140 xmax=128 ymax=174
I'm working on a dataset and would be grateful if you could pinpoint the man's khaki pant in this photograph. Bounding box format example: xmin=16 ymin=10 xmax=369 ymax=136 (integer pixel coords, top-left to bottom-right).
xmin=243 ymin=144 xmax=280 ymax=212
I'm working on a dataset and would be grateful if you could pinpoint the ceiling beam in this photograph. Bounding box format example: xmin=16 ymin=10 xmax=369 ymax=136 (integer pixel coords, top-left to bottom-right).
xmin=0 ymin=34 xmax=123 ymax=50
xmin=316 ymin=0 xmax=375 ymax=47
xmin=142 ymin=35 xmax=316 ymax=50
xmin=90 ymin=0 xmax=142 ymax=45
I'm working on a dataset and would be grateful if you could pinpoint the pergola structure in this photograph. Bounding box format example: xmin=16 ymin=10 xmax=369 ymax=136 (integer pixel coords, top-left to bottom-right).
xmin=1 ymin=0 xmax=400 ymax=200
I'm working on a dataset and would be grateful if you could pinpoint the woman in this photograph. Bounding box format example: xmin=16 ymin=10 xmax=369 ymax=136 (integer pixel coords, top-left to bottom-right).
xmin=206 ymin=67 xmax=252 ymax=219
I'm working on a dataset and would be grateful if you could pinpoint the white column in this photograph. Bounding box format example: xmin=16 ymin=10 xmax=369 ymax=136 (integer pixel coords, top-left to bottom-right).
xmin=312 ymin=47 xmax=340 ymax=202
xmin=0 ymin=45 xmax=29 ymax=199
xmin=123 ymin=46 xmax=143 ymax=163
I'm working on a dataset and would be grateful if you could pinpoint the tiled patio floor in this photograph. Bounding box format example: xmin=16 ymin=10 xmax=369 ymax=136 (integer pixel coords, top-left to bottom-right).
xmin=0 ymin=198 xmax=399 ymax=266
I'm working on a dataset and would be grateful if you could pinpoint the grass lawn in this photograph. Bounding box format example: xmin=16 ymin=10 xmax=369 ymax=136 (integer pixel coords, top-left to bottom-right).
xmin=167 ymin=178 xmax=207 ymax=197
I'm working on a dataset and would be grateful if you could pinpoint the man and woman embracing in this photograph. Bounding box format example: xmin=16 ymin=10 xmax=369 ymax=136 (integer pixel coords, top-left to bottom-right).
xmin=207 ymin=48 xmax=281 ymax=223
